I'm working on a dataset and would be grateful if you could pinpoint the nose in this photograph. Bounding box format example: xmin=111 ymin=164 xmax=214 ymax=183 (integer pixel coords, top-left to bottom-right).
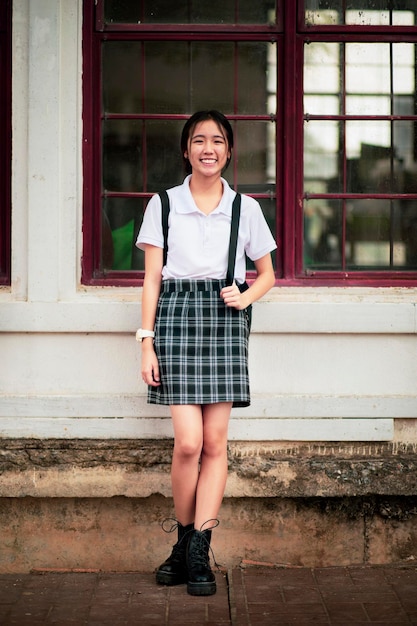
xmin=203 ymin=141 xmax=215 ymax=153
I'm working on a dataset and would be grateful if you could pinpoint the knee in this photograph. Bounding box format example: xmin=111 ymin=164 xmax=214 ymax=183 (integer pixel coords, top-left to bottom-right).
xmin=201 ymin=434 xmax=227 ymax=459
xmin=174 ymin=436 xmax=202 ymax=460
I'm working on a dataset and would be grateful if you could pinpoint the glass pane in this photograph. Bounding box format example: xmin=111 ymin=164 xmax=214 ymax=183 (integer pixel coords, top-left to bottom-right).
xmin=104 ymin=0 xmax=277 ymax=25
xmin=304 ymin=200 xmax=344 ymax=270
xmin=346 ymin=43 xmax=391 ymax=94
xmin=304 ymin=42 xmax=340 ymax=97
xmin=103 ymin=41 xmax=275 ymax=116
xmin=145 ymin=120 xmax=185 ymax=190
xmin=346 ymin=199 xmax=402 ymax=269
xmin=102 ymin=198 xmax=145 ymax=271
xmin=102 ymin=42 xmax=143 ymax=114
xmin=239 ymin=43 xmax=277 ymax=115
xmin=103 ymin=119 xmax=184 ymax=193
xmin=400 ymin=201 xmax=417 ymax=268
xmin=346 ymin=121 xmax=416 ymax=194
xmin=235 ymin=121 xmax=276 ymax=186
xmin=304 ymin=120 xmax=340 ymax=190
xmin=304 ymin=1 xmax=416 ymax=26
xmin=103 ymin=120 xmax=143 ymax=192
xmin=305 ymin=42 xmax=417 ymax=114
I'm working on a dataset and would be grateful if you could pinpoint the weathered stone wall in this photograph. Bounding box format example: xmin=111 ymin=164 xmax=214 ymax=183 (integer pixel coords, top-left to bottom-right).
xmin=1 ymin=439 xmax=417 ymax=573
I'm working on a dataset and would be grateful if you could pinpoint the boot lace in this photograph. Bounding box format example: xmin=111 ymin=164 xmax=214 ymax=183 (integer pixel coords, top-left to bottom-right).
xmin=160 ymin=517 xmax=193 ymax=556
xmin=191 ymin=519 xmax=221 ymax=571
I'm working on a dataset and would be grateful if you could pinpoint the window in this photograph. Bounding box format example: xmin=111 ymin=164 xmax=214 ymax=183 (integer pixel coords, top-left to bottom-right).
xmin=82 ymin=0 xmax=417 ymax=286
xmin=300 ymin=0 xmax=417 ymax=281
xmin=0 ymin=0 xmax=11 ymax=286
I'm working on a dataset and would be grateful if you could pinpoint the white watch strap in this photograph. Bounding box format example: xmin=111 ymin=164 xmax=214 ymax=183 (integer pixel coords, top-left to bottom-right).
xmin=136 ymin=329 xmax=155 ymax=342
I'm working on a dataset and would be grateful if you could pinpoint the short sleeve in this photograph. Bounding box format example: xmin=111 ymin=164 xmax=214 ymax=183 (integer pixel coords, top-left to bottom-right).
xmin=243 ymin=197 xmax=277 ymax=261
xmin=135 ymin=194 xmax=164 ymax=251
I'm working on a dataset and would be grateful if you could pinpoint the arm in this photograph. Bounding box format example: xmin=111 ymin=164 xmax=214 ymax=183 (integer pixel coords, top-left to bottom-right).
xmin=141 ymin=244 xmax=163 ymax=386
xmin=220 ymin=252 xmax=275 ymax=310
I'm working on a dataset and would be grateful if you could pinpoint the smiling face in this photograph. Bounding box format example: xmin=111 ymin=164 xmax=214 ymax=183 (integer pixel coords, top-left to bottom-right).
xmin=184 ymin=119 xmax=231 ymax=179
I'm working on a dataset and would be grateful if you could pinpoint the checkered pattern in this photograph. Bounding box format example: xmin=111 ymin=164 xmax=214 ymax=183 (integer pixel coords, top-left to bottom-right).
xmin=148 ymin=279 xmax=250 ymax=407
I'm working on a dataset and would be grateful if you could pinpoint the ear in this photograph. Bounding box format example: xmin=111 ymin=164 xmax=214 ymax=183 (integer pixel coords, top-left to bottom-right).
xmin=184 ymin=150 xmax=189 ymax=159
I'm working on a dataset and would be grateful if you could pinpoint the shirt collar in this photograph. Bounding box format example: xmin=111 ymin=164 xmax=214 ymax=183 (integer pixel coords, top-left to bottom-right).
xmin=176 ymin=175 xmax=234 ymax=216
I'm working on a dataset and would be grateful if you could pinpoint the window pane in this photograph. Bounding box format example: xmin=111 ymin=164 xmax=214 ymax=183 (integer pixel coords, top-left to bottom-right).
xmin=346 ymin=121 xmax=414 ymax=194
xmin=304 ymin=198 xmax=417 ymax=271
xmin=346 ymin=43 xmax=391 ymax=94
xmin=304 ymin=42 xmax=340 ymax=98
xmin=102 ymin=42 xmax=143 ymax=114
xmin=235 ymin=120 xmax=276 ymax=186
xmin=401 ymin=201 xmax=417 ymax=268
xmin=102 ymin=198 xmax=145 ymax=271
xmin=304 ymin=199 xmax=344 ymax=270
xmin=346 ymin=199 xmax=404 ymax=269
xmin=304 ymin=1 xmax=416 ymax=26
xmin=103 ymin=0 xmax=277 ymax=25
xmin=305 ymin=43 xmax=417 ymax=116
xmin=103 ymin=120 xmax=143 ymax=192
xmin=304 ymin=120 xmax=340 ymax=188
xmin=102 ymin=41 xmax=275 ymax=116
xmin=145 ymin=120 xmax=185 ymax=190
xmin=103 ymin=119 xmax=184 ymax=193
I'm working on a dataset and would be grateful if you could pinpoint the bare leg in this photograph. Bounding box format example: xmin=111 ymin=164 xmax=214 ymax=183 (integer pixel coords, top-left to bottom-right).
xmin=170 ymin=404 xmax=203 ymax=526
xmin=194 ymin=402 xmax=232 ymax=529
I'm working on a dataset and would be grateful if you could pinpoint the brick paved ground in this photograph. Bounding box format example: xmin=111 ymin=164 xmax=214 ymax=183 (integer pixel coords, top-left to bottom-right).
xmin=0 ymin=564 xmax=416 ymax=625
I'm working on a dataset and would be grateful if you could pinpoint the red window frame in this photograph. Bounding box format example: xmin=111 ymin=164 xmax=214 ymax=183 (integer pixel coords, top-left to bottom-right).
xmin=82 ymin=1 xmax=417 ymax=287
xmin=0 ymin=0 xmax=11 ymax=286
xmin=82 ymin=0 xmax=283 ymax=286
xmin=294 ymin=2 xmax=417 ymax=285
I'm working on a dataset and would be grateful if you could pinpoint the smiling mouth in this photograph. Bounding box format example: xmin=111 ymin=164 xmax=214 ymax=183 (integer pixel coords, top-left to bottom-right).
xmin=201 ymin=158 xmax=217 ymax=164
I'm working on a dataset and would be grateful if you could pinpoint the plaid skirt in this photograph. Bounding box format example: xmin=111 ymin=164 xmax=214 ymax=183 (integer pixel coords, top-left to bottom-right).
xmin=148 ymin=278 xmax=250 ymax=407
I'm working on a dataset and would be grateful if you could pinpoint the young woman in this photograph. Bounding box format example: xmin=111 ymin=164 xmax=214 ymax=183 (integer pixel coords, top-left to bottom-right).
xmin=136 ymin=110 xmax=276 ymax=596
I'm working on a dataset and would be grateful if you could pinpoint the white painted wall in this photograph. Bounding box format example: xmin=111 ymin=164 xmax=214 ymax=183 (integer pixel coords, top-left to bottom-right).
xmin=1 ymin=0 xmax=416 ymax=442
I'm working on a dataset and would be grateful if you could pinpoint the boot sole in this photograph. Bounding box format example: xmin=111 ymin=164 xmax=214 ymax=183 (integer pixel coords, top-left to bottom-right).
xmin=187 ymin=581 xmax=217 ymax=596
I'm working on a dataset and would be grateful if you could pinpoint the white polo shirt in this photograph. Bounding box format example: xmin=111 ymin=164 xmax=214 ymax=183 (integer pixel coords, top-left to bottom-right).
xmin=136 ymin=176 xmax=277 ymax=284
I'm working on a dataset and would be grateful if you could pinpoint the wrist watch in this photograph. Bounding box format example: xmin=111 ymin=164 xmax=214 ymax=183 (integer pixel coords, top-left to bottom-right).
xmin=136 ymin=328 xmax=155 ymax=342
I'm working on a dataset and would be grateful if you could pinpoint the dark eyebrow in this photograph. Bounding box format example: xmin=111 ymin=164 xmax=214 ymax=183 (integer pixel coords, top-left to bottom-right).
xmin=191 ymin=133 xmax=226 ymax=141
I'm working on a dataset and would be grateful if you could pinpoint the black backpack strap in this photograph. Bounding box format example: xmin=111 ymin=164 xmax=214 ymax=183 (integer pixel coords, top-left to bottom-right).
xmin=226 ymin=193 xmax=241 ymax=286
xmin=159 ymin=191 xmax=170 ymax=266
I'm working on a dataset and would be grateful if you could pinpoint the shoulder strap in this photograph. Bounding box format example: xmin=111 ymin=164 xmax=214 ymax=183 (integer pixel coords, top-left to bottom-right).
xmin=160 ymin=190 xmax=241 ymax=281
xmin=226 ymin=193 xmax=241 ymax=286
xmin=159 ymin=191 xmax=170 ymax=266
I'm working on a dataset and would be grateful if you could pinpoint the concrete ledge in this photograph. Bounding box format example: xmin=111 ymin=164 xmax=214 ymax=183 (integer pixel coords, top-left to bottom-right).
xmin=1 ymin=439 xmax=417 ymax=572
xmin=1 ymin=494 xmax=417 ymax=573
xmin=1 ymin=439 xmax=416 ymax=498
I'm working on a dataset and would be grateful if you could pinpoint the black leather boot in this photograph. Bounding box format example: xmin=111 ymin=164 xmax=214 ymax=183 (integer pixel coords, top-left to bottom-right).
xmin=186 ymin=529 xmax=216 ymax=596
xmin=156 ymin=522 xmax=193 ymax=586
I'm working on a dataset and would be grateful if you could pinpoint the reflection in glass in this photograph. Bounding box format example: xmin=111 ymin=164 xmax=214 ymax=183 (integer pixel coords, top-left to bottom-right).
xmin=304 ymin=2 xmax=416 ymax=26
xmin=145 ymin=120 xmax=184 ymax=190
xmin=103 ymin=41 xmax=275 ymax=116
xmin=304 ymin=200 xmax=344 ymax=270
xmin=304 ymin=198 xmax=417 ymax=271
xmin=303 ymin=38 xmax=417 ymax=271
xmin=103 ymin=120 xmax=143 ymax=192
xmin=304 ymin=121 xmax=340 ymax=184
xmin=103 ymin=0 xmax=277 ymax=25
xmin=346 ymin=199 xmax=403 ymax=269
xmin=102 ymin=198 xmax=145 ymax=271
xmin=235 ymin=121 xmax=276 ymax=187
xmin=102 ymin=42 xmax=144 ymax=114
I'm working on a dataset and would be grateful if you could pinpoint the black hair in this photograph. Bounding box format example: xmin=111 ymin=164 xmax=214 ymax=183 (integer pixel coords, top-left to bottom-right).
xmin=180 ymin=110 xmax=234 ymax=174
